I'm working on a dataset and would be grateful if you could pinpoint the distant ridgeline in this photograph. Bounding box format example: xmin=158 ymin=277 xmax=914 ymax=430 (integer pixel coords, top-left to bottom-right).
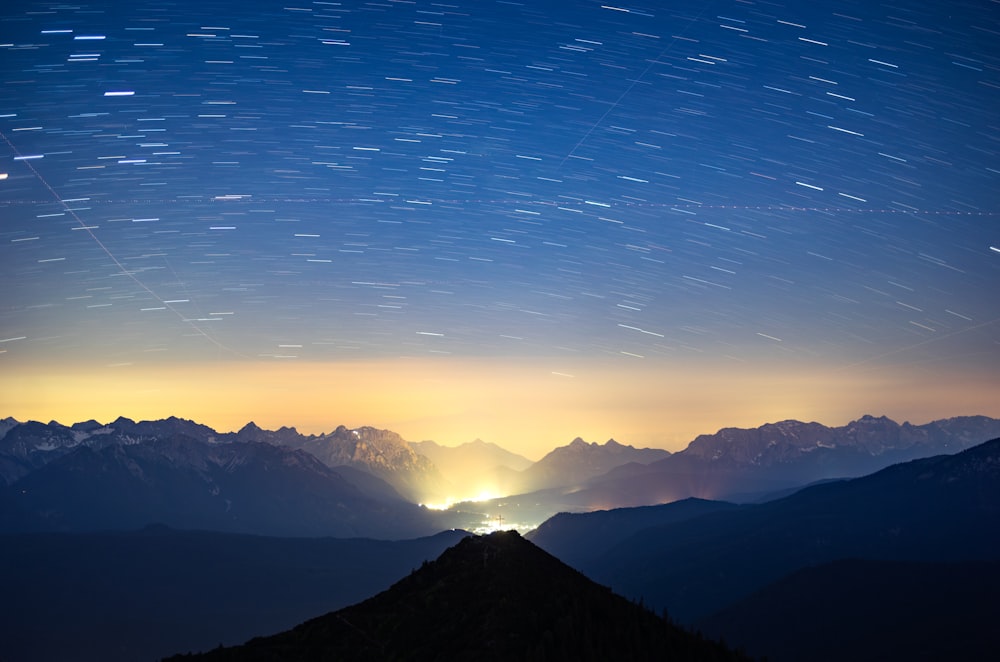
xmin=2 ymin=413 xmax=999 ymax=539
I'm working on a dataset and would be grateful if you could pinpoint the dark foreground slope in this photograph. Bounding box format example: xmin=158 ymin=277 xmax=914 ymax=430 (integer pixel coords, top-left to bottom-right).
xmin=697 ymin=558 xmax=1000 ymax=662
xmin=0 ymin=527 xmax=467 ymax=662
xmin=169 ymin=531 xmax=746 ymax=662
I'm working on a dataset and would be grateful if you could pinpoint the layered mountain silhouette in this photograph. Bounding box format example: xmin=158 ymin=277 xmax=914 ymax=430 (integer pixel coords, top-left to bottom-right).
xmin=533 ymin=437 xmax=1000 ymax=626
xmin=1 ymin=433 xmax=444 ymax=538
xmin=487 ymin=415 xmax=1000 ymax=521
xmin=4 ymin=413 xmax=999 ymax=538
xmin=168 ymin=531 xmax=746 ymax=661
xmin=1 ymin=527 xmax=467 ymax=662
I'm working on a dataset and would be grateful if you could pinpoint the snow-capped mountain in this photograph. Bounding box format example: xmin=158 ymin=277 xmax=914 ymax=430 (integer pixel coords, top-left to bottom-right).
xmin=0 ymin=417 xmax=450 ymax=503
xmin=1 ymin=432 xmax=446 ymax=538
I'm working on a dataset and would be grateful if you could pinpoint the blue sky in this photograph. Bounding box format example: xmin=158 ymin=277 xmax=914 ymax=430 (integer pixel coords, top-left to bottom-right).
xmin=2 ymin=0 xmax=998 ymax=453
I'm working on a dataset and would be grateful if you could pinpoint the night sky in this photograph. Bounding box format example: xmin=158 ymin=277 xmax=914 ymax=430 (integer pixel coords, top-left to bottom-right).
xmin=2 ymin=0 xmax=998 ymax=456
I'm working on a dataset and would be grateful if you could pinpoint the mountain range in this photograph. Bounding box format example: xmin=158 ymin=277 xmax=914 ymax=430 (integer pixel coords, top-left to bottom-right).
xmin=467 ymin=414 xmax=1000 ymax=526
xmin=4 ymin=413 xmax=999 ymax=537
xmin=0 ymin=416 xmax=450 ymax=503
xmin=530 ymin=437 xmax=1000 ymax=630
xmin=166 ymin=531 xmax=747 ymax=661
xmin=0 ymin=432 xmax=445 ymax=538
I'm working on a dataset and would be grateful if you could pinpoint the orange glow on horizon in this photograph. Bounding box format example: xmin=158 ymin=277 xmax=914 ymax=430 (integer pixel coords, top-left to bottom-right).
xmin=3 ymin=355 xmax=998 ymax=458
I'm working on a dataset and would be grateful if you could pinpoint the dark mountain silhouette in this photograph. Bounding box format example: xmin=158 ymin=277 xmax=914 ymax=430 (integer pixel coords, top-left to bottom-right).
xmin=411 ymin=437 xmax=533 ymax=498
xmin=527 ymin=498 xmax=739 ymax=569
xmin=696 ymin=558 xmax=1000 ymax=662
xmin=578 ymin=437 xmax=1000 ymax=623
xmin=233 ymin=421 xmax=310 ymax=447
xmin=511 ymin=437 xmax=671 ymax=494
xmin=0 ymin=527 xmax=467 ymax=662
xmin=168 ymin=531 xmax=746 ymax=662
xmin=1 ymin=434 xmax=445 ymax=538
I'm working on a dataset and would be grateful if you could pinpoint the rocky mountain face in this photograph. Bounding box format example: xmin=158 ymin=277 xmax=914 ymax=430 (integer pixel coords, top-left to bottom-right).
xmin=0 ymin=433 xmax=446 ymax=538
xmin=275 ymin=425 xmax=451 ymax=503
xmin=0 ymin=416 xmax=223 ymax=485
xmin=168 ymin=531 xmax=747 ymax=661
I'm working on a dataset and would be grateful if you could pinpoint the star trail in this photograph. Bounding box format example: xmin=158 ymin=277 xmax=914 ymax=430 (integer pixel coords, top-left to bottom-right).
xmin=2 ymin=0 xmax=998 ymax=454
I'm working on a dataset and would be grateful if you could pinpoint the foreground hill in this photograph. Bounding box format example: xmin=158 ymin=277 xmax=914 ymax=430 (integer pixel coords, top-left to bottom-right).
xmin=579 ymin=437 xmax=1000 ymax=623
xmin=0 ymin=528 xmax=467 ymax=662
xmin=0 ymin=434 xmax=445 ymax=538
xmin=169 ymin=531 xmax=746 ymax=662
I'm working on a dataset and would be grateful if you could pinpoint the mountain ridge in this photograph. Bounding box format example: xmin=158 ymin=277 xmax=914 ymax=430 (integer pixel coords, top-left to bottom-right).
xmin=514 ymin=414 xmax=1000 ymax=514
xmin=4 ymin=413 xmax=1000 ymax=523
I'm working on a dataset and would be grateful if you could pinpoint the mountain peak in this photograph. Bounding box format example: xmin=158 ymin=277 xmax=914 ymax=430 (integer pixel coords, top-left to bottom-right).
xmin=170 ymin=530 xmax=745 ymax=660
